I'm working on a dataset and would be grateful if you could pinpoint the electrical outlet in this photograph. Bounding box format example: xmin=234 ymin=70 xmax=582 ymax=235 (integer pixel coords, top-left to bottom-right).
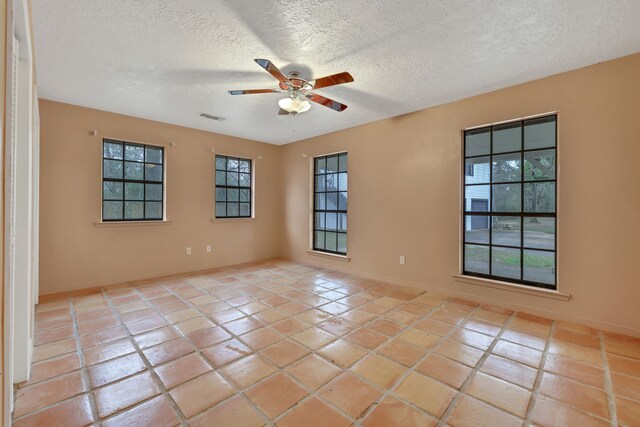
xmin=186 ymin=247 xmax=191 ymax=255
xmin=400 ymin=256 xmax=406 ymax=265
xmin=206 ymin=245 xmax=212 ymax=253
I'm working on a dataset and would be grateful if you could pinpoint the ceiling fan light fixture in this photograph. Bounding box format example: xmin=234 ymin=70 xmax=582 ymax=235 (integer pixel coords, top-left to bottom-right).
xmin=278 ymin=96 xmax=311 ymax=114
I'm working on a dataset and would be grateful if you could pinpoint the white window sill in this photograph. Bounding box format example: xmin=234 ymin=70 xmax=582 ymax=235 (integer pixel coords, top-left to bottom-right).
xmin=453 ymin=274 xmax=570 ymax=301
xmin=211 ymin=217 xmax=257 ymax=223
xmin=94 ymin=220 xmax=172 ymax=228
xmin=306 ymin=250 xmax=350 ymax=262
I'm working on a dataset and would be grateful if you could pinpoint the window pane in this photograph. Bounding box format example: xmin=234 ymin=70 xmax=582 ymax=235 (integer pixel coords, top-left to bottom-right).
xmin=492 ymin=183 xmax=521 ymax=212
xmin=524 ymin=217 xmax=555 ymax=250
xmin=145 ymin=164 xmax=163 ymax=182
xmin=215 ymin=202 xmax=226 ymax=217
xmin=146 ymin=184 xmax=163 ymax=201
xmin=216 ymin=170 xmax=226 ymax=185
xmin=325 ymin=232 xmax=338 ymax=252
xmin=465 ymin=129 xmax=490 ymax=157
xmin=216 ymin=156 xmax=226 ymax=170
xmin=239 ymin=189 xmax=250 ymax=202
xmin=315 ymin=175 xmax=325 ymax=192
xmin=338 ymin=213 xmax=347 ymax=232
xmin=227 ymin=203 xmax=239 ymax=217
xmin=125 ymin=161 xmax=144 ymax=180
xmin=104 ymin=141 xmax=123 ymax=159
xmin=524 ymin=116 xmax=556 ymax=150
xmin=239 ymin=203 xmax=250 ymax=217
xmin=339 ymin=153 xmax=348 ymax=172
xmin=315 ymin=212 xmax=326 ymax=230
xmin=337 ymin=233 xmax=347 ymax=253
xmin=524 ymin=149 xmax=556 ymax=181
xmin=125 ymin=183 xmax=144 ymax=201
xmin=104 ymin=159 xmax=123 ymax=179
xmin=493 ymin=123 xmax=521 ymax=153
xmin=326 ymin=173 xmax=338 ymax=191
xmin=145 ymin=202 xmax=162 ymax=219
xmin=227 ymin=172 xmax=239 ymax=186
xmin=103 ymin=182 xmax=123 ymax=200
xmin=316 ymin=158 xmax=326 ymax=174
xmin=146 ymin=147 xmax=163 ymax=164
xmin=239 ymin=160 xmax=250 ymax=173
xmin=103 ymin=201 xmax=123 ymax=220
xmin=326 ymin=156 xmax=338 ymax=173
xmin=464 ymin=244 xmax=489 ymax=274
xmin=327 ymin=192 xmax=338 ymax=210
xmin=492 ymin=153 xmax=521 ymax=183
xmin=338 ymin=173 xmax=348 ymax=191
xmin=464 ymin=215 xmax=489 ymax=244
xmin=338 ymin=192 xmax=348 ymax=211
xmin=215 ymin=188 xmax=226 ymax=202
xmin=227 ymin=188 xmax=239 ymax=202
xmin=523 ymin=249 xmax=555 ymax=285
xmin=239 ymin=173 xmax=251 ymax=187
xmin=465 ymin=189 xmax=490 ymax=212
xmin=315 ymin=231 xmax=325 ymax=250
xmin=492 ymin=216 xmax=521 ymax=247
xmin=492 ymin=247 xmax=520 ymax=280
xmin=124 ymin=201 xmax=144 ymax=219
xmin=524 ymin=182 xmax=555 ymax=213
xmin=325 ymin=213 xmax=338 ymax=231
xmin=125 ymin=145 xmax=144 ymax=162
xmin=465 ymin=156 xmax=490 ymax=184
xmin=316 ymin=193 xmax=326 ymax=210
xmin=226 ymin=158 xmax=239 ymax=171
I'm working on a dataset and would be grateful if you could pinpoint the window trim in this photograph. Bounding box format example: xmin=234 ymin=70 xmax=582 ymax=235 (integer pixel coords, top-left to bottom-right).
xmin=311 ymin=151 xmax=348 ymax=256
xmin=101 ymin=138 xmax=166 ymax=222
xmin=214 ymin=153 xmax=254 ymax=219
xmin=461 ymin=113 xmax=558 ymax=290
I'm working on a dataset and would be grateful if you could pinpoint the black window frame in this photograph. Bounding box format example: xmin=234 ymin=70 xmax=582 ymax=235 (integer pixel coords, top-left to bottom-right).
xmin=462 ymin=114 xmax=558 ymax=289
xmin=102 ymin=139 xmax=165 ymax=222
xmin=215 ymin=154 xmax=253 ymax=219
xmin=313 ymin=152 xmax=348 ymax=255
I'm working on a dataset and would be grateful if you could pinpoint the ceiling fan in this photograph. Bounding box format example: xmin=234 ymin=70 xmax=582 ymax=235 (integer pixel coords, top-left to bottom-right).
xmin=228 ymin=59 xmax=354 ymax=115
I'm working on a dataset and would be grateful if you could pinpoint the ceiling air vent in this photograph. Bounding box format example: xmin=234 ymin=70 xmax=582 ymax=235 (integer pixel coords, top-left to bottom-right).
xmin=200 ymin=113 xmax=225 ymax=121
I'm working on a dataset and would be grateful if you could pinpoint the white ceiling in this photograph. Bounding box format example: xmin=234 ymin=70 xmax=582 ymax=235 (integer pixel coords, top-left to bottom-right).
xmin=32 ymin=0 xmax=640 ymax=145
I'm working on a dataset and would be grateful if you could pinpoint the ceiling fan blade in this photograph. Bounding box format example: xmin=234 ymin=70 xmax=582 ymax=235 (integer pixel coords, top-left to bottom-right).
xmin=228 ymin=89 xmax=281 ymax=95
xmin=306 ymin=93 xmax=348 ymax=112
xmin=312 ymin=72 xmax=354 ymax=90
xmin=278 ymin=108 xmax=290 ymax=116
xmin=254 ymin=59 xmax=290 ymax=83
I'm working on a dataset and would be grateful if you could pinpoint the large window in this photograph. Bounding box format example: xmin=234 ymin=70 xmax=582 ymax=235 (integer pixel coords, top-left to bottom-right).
xmin=215 ymin=155 xmax=252 ymax=218
xmin=314 ymin=153 xmax=348 ymax=255
xmin=102 ymin=139 xmax=164 ymax=221
xmin=463 ymin=115 xmax=557 ymax=289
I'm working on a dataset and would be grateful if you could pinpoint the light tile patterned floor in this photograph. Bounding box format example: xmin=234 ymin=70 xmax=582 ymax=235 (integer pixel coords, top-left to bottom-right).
xmin=14 ymin=259 xmax=640 ymax=426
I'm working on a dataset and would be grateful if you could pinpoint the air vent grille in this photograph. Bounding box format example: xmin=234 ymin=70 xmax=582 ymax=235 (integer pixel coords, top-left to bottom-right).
xmin=200 ymin=113 xmax=224 ymax=121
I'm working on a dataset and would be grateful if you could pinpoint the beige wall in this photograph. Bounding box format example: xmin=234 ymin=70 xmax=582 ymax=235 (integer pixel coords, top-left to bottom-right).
xmin=39 ymin=100 xmax=283 ymax=294
xmin=281 ymin=53 xmax=640 ymax=336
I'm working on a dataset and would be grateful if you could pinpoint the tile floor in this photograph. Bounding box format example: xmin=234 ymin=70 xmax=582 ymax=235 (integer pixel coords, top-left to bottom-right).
xmin=13 ymin=259 xmax=640 ymax=426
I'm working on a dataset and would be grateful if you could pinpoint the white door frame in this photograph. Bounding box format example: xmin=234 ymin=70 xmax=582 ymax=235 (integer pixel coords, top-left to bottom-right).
xmin=4 ymin=0 xmax=37 ymax=423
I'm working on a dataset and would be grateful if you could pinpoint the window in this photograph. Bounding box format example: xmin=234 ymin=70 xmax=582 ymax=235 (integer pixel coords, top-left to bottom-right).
xmin=313 ymin=152 xmax=348 ymax=255
xmin=215 ymin=155 xmax=252 ymax=218
xmin=463 ymin=115 xmax=557 ymax=289
xmin=102 ymin=139 xmax=164 ymax=221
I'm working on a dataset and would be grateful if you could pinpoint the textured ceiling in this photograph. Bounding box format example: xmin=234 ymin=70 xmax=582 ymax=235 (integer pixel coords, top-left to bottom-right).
xmin=32 ymin=0 xmax=640 ymax=144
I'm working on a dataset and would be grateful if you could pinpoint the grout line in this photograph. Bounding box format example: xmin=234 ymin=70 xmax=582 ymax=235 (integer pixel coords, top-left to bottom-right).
xmin=99 ymin=286 xmax=189 ymax=426
xmin=522 ymin=319 xmax=556 ymax=426
xmin=599 ymin=332 xmax=618 ymax=427
xmin=437 ymin=308 xmax=518 ymax=427
xmin=69 ymin=295 xmax=103 ymax=427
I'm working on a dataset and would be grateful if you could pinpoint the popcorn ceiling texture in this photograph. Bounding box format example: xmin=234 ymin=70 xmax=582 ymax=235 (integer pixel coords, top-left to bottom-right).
xmin=32 ymin=0 xmax=640 ymax=144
